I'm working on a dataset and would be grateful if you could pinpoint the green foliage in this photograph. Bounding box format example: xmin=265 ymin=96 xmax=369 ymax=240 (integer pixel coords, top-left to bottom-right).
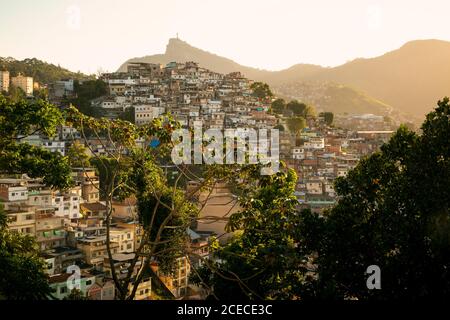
xmin=67 ymin=141 xmax=90 ymax=168
xmin=67 ymin=108 xmax=193 ymax=296
xmin=271 ymin=98 xmax=286 ymax=114
xmin=0 ymin=57 xmax=91 ymax=85
xmin=118 ymin=106 xmax=135 ymax=124
xmin=286 ymin=116 xmax=306 ymax=136
xmin=286 ymin=100 xmax=307 ymax=116
xmin=193 ymin=165 xmax=308 ymax=299
xmin=68 ymin=80 xmax=108 ymax=117
xmin=0 ymin=206 xmax=52 ymax=300
xmin=0 ymin=94 xmax=72 ymax=189
xmin=319 ymin=112 xmax=334 ymax=126
xmin=286 ymin=100 xmax=315 ymax=118
xmin=250 ymin=82 xmax=273 ymax=100
xmin=274 ymin=124 xmax=285 ymax=132
xmin=135 ymin=164 xmax=198 ymax=274
xmin=300 ymin=98 xmax=450 ymax=300
xmin=63 ymin=289 xmax=90 ymax=300
xmin=6 ymin=85 xmax=26 ymax=102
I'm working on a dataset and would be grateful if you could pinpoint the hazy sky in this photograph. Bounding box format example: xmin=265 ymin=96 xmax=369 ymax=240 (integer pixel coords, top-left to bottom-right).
xmin=1 ymin=0 xmax=450 ymax=74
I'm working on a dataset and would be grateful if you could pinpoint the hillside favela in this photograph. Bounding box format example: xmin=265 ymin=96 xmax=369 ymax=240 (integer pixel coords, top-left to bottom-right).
xmin=0 ymin=0 xmax=449 ymax=312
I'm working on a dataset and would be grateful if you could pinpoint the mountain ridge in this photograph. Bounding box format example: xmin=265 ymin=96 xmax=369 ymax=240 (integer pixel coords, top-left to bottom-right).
xmin=119 ymin=38 xmax=450 ymax=117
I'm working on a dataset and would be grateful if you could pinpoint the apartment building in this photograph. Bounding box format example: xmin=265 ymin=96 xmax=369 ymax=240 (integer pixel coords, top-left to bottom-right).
xmin=4 ymin=203 xmax=36 ymax=235
xmin=45 ymin=246 xmax=84 ymax=274
xmin=110 ymin=227 xmax=134 ymax=253
xmin=72 ymin=168 xmax=100 ymax=203
xmin=42 ymin=140 xmax=66 ymax=156
xmin=134 ymin=104 xmax=165 ymax=125
xmin=0 ymin=179 xmax=28 ymax=203
xmin=111 ymin=197 xmax=137 ymax=220
xmin=52 ymin=193 xmax=81 ymax=219
xmin=35 ymin=208 xmax=67 ymax=250
xmin=194 ymin=182 xmax=240 ymax=244
xmin=49 ymin=272 xmax=97 ymax=300
xmin=0 ymin=70 xmax=9 ymax=92
xmin=86 ymin=280 xmax=115 ymax=300
xmin=11 ymin=73 xmax=33 ymax=96
xmin=77 ymin=236 xmax=119 ymax=266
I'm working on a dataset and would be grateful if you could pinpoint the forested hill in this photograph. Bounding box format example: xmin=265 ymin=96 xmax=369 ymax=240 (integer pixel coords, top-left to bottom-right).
xmin=0 ymin=57 xmax=93 ymax=84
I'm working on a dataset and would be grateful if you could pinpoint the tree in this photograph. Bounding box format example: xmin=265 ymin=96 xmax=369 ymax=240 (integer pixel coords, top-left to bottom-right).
xmin=271 ymin=98 xmax=286 ymax=114
xmin=299 ymin=98 xmax=450 ymax=300
xmin=250 ymin=82 xmax=273 ymax=100
xmin=320 ymin=112 xmax=334 ymax=126
xmin=68 ymin=80 xmax=107 ymax=117
xmin=65 ymin=107 xmax=204 ymax=300
xmin=304 ymin=104 xmax=316 ymax=118
xmin=274 ymin=124 xmax=285 ymax=132
xmin=0 ymin=95 xmax=73 ymax=300
xmin=67 ymin=141 xmax=90 ymax=168
xmin=192 ymin=165 xmax=309 ymax=299
xmin=0 ymin=94 xmax=72 ymax=189
xmin=0 ymin=205 xmax=53 ymax=299
xmin=286 ymin=100 xmax=315 ymax=118
xmin=34 ymin=87 xmax=49 ymax=100
xmin=118 ymin=106 xmax=135 ymax=123
xmin=286 ymin=116 xmax=306 ymax=136
xmin=63 ymin=289 xmax=90 ymax=300
xmin=6 ymin=85 xmax=26 ymax=103
xmin=286 ymin=100 xmax=307 ymax=116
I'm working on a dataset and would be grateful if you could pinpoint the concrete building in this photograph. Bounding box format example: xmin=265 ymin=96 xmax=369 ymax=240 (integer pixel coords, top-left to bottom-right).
xmin=11 ymin=73 xmax=33 ymax=96
xmin=49 ymin=272 xmax=96 ymax=300
xmin=110 ymin=227 xmax=134 ymax=253
xmin=0 ymin=179 xmax=28 ymax=203
xmin=134 ymin=104 xmax=165 ymax=125
xmin=35 ymin=208 xmax=67 ymax=250
xmin=42 ymin=140 xmax=66 ymax=156
xmin=4 ymin=203 xmax=36 ymax=236
xmin=192 ymin=181 xmax=240 ymax=244
xmin=111 ymin=197 xmax=137 ymax=220
xmin=52 ymin=193 xmax=81 ymax=219
xmin=71 ymin=168 xmax=100 ymax=203
xmin=0 ymin=70 xmax=9 ymax=92
xmin=77 ymin=236 xmax=119 ymax=267
xmin=87 ymin=280 xmax=115 ymax=300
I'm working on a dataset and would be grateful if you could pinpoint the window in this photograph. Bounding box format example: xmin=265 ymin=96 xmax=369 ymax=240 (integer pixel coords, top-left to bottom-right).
xmin=86 ymin=280 xmax=92 ymax=286
xmin=60 ymin=286 xmax=67 ymax=294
